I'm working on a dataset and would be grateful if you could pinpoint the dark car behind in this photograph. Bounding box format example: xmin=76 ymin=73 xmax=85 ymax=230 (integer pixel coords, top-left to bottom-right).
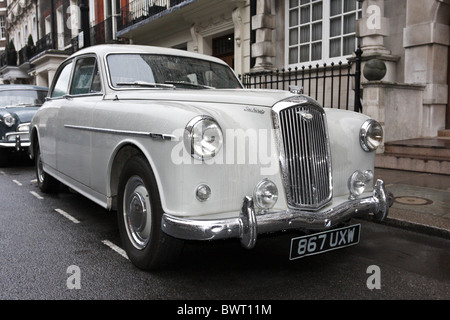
xmin=0 ymin=84 xmax=48 ymax=166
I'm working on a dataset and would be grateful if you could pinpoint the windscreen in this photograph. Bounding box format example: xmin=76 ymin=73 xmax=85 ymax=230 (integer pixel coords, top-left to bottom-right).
xmin=0 ymin=89 xmax=48 ymax=107
xmin=107 ymin=54 xmax=242 ymax=89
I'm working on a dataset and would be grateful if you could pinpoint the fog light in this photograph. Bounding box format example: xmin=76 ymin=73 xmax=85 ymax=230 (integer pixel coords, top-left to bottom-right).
xmin=348 ymin=170 xmax=373 ymax=199
xmin=196 ymin=184 xmax=211 ymax=202
xmin=254 ymin=179 xmax=278 ymax=210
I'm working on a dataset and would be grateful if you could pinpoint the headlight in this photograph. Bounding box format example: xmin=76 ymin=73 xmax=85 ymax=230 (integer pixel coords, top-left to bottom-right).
xmin=360 ymin=119 xmax=383 ymax=152
xmin=184 ymin=115 xmax=223 ymax=160
xmin=3 ymin=113 xmax=16 ymax=127
xmin=254 ymin=179 xmax=278 ymax=211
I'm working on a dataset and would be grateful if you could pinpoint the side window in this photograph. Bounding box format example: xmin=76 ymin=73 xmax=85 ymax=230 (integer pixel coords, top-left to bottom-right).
xmin=51 ymin=61 xmax=73 ymax=98
xmin=70 ymin=56 xmax=102 ymax=95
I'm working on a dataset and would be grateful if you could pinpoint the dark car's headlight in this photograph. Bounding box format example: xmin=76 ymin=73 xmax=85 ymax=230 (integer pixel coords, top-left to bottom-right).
xmin=184 ymin=115 xmax=223 ymax=160
xmin=2 ymin=113 xmax=16 ymax=127
xmin=360 ymin=119 xmax=383 ymax=152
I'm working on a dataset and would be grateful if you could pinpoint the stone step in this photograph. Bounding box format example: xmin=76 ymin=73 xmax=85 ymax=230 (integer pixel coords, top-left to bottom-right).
xmin=385 ymin=138 xmax=450 ymax=158
xmin=375 ymin=137 xmax=450 ymax=175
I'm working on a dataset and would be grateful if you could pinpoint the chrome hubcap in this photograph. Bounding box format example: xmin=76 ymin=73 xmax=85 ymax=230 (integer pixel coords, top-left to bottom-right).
xmin=123 ymin=176 xmax=152 ymax=250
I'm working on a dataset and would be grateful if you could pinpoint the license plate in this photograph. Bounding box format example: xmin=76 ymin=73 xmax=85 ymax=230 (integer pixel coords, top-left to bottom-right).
xmin=289 ymin=224 xmax=361 ymax=260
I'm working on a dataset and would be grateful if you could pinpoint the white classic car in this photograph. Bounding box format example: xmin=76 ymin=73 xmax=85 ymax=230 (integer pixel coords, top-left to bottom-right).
xmin=30 ymin=44 xmax=392 ymax=270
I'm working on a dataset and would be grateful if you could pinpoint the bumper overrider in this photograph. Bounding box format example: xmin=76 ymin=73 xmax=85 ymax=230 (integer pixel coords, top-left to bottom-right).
xmin=161 ymin=179 xmax=393 ymax=249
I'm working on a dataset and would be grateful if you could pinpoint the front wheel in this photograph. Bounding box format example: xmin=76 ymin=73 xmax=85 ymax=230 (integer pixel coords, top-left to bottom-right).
xmin=117 ymin=155 xmax=183 ymax=270
xmin=35 ymin=144 xmax=60 ymax=193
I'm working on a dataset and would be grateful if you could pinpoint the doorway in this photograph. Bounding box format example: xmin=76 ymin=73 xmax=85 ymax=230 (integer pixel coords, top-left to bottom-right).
xmin=213 ymin=33 xmax=234 ymax=68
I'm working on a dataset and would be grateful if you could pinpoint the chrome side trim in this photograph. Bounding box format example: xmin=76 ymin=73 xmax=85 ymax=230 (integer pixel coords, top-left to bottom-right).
xmin=161 ymin=180 xmax=392 ymax=249
xmin=64 ymin=124 xmax=175 ymax=141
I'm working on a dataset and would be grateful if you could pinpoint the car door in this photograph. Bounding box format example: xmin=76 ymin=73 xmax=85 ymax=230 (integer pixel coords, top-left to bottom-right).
xmin=56 ymin=55 xmax=103 ymax=189
xmin=39 ymin=60 xmax=74 ymax=171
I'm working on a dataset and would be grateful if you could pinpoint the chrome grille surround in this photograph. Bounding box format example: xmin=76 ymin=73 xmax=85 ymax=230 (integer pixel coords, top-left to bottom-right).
xmin=272 ymin=96 xmax=333 ymax=210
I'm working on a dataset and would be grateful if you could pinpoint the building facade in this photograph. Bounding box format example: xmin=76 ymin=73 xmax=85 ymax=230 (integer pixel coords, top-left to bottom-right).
xmin=0 ymin=0 xmax=37 ymax=83
xmin=0 ymin=0 xmax=448 ymax=144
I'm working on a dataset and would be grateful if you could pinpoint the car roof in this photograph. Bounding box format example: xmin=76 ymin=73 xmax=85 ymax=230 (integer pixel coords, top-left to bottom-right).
xmin=69 ymin=44 xmax=228 ymax=66
xmin=0 ymin=84 xmax=49 ymax=91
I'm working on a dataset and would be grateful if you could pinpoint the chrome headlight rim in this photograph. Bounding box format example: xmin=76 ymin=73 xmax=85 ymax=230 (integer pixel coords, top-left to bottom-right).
xmin=184 ymin=115 xmax=223 ymax=161
xmin=2 ymin=113 xmax=16 ymax=128
xmin=360 ymin=119 xmax=383 ymax=152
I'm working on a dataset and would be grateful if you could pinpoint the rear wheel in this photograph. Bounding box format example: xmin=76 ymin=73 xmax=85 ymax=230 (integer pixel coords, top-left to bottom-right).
xmin=117 ymin=155 xmax=183 ymax=270
xmin=35 ymin=144 xmax=59 ymax=193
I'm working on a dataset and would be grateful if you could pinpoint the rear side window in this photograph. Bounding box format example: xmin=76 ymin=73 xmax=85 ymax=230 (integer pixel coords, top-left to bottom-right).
xmin=51 ymin=61 xmax=73 ymax=98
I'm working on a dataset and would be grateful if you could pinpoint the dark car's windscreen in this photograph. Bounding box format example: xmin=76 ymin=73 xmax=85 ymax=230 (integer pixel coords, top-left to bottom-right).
xmin=107 ymin=54 xmax=242 ymax=89
xmin=0 ymin=90 xmax=48 ymax=107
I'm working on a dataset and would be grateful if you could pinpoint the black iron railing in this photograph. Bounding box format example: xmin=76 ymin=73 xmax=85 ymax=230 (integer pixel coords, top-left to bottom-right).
xmin=118 ymin=0 xmax=189 ymax=31
xmin=91 ymin=16 xmax=114 ymax=46
xmin=35 ymin=32 xmax=55 ymax=54
xmin=18 ymin=45 xmax=36 ymax=65
xmin=241 ymin=48 xmax=363 ymax=112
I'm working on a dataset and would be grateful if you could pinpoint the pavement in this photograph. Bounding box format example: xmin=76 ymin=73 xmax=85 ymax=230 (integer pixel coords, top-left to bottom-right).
xmin=372 ymin=168 xmax=450 ymax=239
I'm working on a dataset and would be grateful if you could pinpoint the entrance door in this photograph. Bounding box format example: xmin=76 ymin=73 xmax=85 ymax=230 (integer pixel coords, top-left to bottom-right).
xmin=213 ymin=34 xmax=234 ymax=68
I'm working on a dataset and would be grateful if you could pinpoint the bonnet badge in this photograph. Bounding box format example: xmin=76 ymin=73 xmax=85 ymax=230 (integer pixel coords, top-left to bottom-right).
xmin=297 ymin=111 xmax=313 ymax=121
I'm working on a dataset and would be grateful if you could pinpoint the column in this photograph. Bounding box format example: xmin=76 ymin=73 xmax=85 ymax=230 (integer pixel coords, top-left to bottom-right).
xmin=251 ymin=0 xmax=275 ymax=72
xmin=356 ymin=0 xmax=399 ymax=83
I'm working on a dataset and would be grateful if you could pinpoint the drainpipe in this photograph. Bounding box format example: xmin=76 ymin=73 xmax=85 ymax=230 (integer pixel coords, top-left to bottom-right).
xmin=250 ymin=0 xmax=256 ymax=69
xmin=50 ymin=0 xmax=56 ymax=49
xmin=80 ymin=0 xmax=90 ymax=47
xmin=35 ymin=0 xmax=39 ymax=41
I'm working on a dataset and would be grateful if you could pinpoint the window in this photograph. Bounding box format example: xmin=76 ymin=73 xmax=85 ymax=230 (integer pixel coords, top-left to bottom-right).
xmin=70 ymin=57 xmax=102 ymax=95
xmin=0 ymin=16 xmax=5 ymax=40
xmin=287 ymin=0 xmax=361 ymax=66
xmin=51 ymin=61 xmax=73 ymax=98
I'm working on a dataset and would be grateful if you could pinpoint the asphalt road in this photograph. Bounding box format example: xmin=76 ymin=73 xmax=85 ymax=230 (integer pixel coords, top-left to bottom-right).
xmin=0 ymin=158 xmax=449 ymax=302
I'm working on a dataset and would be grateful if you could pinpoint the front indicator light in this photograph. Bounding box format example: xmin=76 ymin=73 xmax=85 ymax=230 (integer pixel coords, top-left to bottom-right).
xmin=196 ymin=184 xmax=211 ymax=202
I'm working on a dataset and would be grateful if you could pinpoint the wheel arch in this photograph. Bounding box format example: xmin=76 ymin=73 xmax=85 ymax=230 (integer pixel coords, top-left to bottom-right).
xmin=108 ymin=142 xmax=161 ymax=211
xmin=30 ymin=126 xmax=39 ymax=160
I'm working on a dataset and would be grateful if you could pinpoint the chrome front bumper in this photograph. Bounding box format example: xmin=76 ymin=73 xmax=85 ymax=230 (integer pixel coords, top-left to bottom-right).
xmin=161 ymin=179 xmax=393 ymax=249
xmin=0 ymin=132 xmax=30 ymax=151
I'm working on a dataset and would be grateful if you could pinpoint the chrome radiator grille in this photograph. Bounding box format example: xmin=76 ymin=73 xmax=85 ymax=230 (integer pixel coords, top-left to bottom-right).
xmin=274 ymin=103 xmax=332 ymax=209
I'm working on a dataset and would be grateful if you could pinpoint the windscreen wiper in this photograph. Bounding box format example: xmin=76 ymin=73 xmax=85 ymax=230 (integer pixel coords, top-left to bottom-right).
xmin=164 ymin=81 xmax=215 ymax=89
xmin=116 ymin=81 xmax=175 ymax=89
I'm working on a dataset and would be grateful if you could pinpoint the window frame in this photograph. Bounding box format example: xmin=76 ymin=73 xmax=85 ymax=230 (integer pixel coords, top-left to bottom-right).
xmin=285 ymin=0 xmax=361 ymax=68
xmin=50 ymin=59 xmax=74 ymax=99
xmin=49 ymin=54 xmax=103 ymax=99
xmin=69 ymin=55 xmax=103 ymax=96
xmin=0 ymin=16 xmax=6 ymax=40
